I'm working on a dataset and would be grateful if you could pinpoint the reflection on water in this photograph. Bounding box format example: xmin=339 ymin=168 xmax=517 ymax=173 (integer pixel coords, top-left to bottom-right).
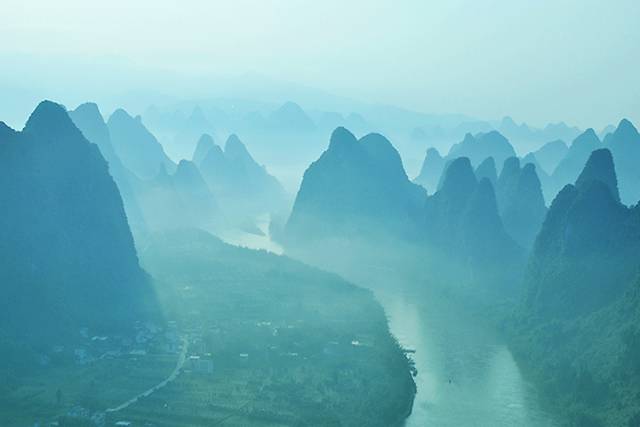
xmin=378 ymin=292 xmax=558 ymax=427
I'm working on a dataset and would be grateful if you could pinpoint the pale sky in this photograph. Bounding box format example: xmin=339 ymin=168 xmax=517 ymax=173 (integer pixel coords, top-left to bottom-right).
xmin=1 ymin=0 xmax=639 ymax=129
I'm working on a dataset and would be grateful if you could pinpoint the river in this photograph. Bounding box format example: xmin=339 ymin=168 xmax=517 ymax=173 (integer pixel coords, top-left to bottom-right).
xmin=379 ymin=291 xmax=559 ymax=427
xmin=219 ymin=225 xmax=559 ymax=426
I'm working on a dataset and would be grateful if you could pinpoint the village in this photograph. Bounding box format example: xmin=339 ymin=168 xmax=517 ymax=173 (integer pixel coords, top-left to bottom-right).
xmin=31 ymin=309 xmax=378 ymax=427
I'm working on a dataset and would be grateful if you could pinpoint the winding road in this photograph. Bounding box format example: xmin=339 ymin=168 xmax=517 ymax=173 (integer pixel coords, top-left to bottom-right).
xmin=105 ymin=336 xmax=189 ymax=413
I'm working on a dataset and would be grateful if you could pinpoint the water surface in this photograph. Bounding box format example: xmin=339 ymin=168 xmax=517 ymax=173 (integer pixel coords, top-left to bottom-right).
xmin=379 ymin=292 xmax=559 ymax=427
xmin=220 ymin=227 xmax=558 ymax=426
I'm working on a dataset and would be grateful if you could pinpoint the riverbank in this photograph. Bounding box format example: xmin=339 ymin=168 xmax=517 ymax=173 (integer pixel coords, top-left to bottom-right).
xmin=123 ymin=229 xmax=417 ymax=426
xmin=0 ymin=229 xmax=416 ymax=427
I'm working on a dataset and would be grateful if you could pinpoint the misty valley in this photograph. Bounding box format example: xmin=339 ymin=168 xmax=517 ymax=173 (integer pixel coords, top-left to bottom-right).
xmin=2 ymin=4 xmax=640 ymax=424
xmin=1 ymin=97 xmax=640 ymax=427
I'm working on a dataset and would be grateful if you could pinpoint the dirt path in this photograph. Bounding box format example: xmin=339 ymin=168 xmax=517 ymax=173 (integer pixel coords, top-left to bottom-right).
xmin=105 ymin=336 xmax=188 ymax=413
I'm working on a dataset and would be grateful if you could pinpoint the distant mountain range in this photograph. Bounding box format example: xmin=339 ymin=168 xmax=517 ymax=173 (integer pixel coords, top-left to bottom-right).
xmin=529 ymin=139 xmax=568 ymax=175
xmin=412 ymin=116 xmax=582 ymax=155
xmin=520 ymin=119 xmax=640 ymax=206
xmin=415 ymin=130 xmax=518 ymax=194
xmin=448 ymin=131 xmax=517 ymax=170
xmin=284 ymin=127 xmax=527 ymax=290
xmin=195 ymin=133 xmax=288 ymax=217
xmin=71 ymin=102 xmax=287 ymax=233
xmin=416 ymin=118 xmax=640 ymax=210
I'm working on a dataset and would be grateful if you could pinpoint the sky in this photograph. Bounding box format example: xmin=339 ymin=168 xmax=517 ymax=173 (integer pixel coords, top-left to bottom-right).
xmin=1 ymin=0 xmax=639 ymax=129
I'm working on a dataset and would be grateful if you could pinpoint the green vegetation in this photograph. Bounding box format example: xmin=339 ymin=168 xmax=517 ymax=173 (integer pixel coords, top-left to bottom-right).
xmin=508 ymin=153 xmax=640 ymax=426
xmin=509 ymin=279 xmax=640 ymax=426
xmin=0 ymin=229 xmax=415 ymax=426
xmin=127 ymin=229 xmax=415 ymax=426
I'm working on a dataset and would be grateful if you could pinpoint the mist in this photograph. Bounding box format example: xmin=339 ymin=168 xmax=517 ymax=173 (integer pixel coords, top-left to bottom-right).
xmin=2 ymin=2 xmax=640 ymax=427
xmin=2 ymin=0 xmax=640 ymax=130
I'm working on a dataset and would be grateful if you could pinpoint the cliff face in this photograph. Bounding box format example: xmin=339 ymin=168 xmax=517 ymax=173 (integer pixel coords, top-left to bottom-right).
xmin=0 ymin=101 xmax=155 ymax=341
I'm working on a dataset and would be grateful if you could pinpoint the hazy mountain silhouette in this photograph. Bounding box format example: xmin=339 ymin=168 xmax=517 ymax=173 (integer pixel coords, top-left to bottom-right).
xmin=172 ymin=106 xmax=215 ymax=153
xmin=521 ymin=152 xmax=552 ymax=203
xmin=423 ymin=157 xmax=524 ymax=288
xmin=603 ymin=119 xmax=640 ymax=204
xmin=512 ymin=147 xmax=640 ymax=427
xmin=414 ymin=147 xmax=445 ymax=193
xmin=530 ymin=139 xmax=568 ymax=175
xmin=107 ymin=108 xmax=176 ymax=179
xmin=474 ymin=156 xmax=498 ymax=187
xmin=69 ymin=102 xmax=146 ymax=231
xmin=549 ymin=128 xmax=601 ymax=198
xmin=598 ymin=124 xmax=616 ymax=139
xmin=498 ymin=116 xmax=580 ymax=154
xmin=267 ymin=101 xmax=316 ymax=132
xmin=138 ymin=160 xmax=219 ymax=231
xmin=285 ymin=127 xmax=426 ymax=243
xmin=497 ymin=160 xmax=547 ymax=249
xmin=192 ymin=133 xmax=216 ymax=166
xmin=525 ymin=148 xmax=634 ymax=317
xmin=417 ymin=117 xmax=580 ymax=155
xmin=575 ymin=148 xmax=620 ymax=202
xmin=496 ymin=157 xmax=522 ymax=210
xmin=539 ymin=122 xmax=581 ymax=145
xmin=0 ymin=101 xmax=155 ymax=342
xmin=198 ymin=133 xmax=287 ymax=215
xmin=447 ymin=131 xmax=517 ymax=170
xmin=461 ymin=178 xmax=511 ymax=263
xmin=510 ymin=146 xmax=640 ymax=426
xmin=423 ymin=158 xmax=482 ymax=246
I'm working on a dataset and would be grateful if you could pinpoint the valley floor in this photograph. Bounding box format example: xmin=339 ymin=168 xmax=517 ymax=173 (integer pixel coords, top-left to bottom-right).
xmin=0 ymin=230 xmax=416 ymax=427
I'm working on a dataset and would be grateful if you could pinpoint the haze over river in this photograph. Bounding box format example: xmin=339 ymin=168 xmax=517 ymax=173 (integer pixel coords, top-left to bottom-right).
xmin=223 ymin=227 xmax=559 ymax=426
